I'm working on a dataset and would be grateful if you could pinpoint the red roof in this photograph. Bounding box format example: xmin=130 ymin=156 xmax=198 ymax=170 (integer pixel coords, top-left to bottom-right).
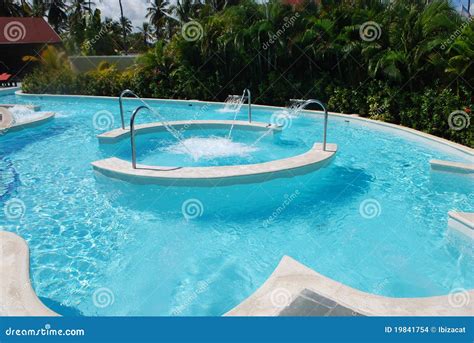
xmin=0 ymin=17 xmax=61 ymax=45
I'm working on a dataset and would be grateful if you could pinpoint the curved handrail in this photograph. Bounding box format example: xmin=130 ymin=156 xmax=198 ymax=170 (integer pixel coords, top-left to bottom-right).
xmin=243 ymin=88 xmax=252 ymax=123
xmin=119 ymin=89 xmax=140 ymax=129
xmin=130 ymin=105 xmax=150 ymax=169
xmin=298 ymin=99 xmax=329 ymax=151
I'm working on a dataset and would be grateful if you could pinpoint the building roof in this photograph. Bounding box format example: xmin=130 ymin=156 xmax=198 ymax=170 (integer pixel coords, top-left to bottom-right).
xmin=0 ymin=17 xmax=61 ymax=45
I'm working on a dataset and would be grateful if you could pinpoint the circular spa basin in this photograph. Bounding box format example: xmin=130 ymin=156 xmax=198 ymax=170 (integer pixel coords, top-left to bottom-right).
xmin=92 ymin=120 xmax=337 ymax=185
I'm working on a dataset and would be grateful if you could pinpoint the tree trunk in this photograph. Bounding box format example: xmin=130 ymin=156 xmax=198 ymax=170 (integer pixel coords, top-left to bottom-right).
xmin=119 ymin=0 xmax=128 ymax=54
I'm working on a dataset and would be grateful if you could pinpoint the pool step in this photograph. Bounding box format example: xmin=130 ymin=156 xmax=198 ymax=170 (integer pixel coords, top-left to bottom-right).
xmin=448 ymin=211 xmax=474 ymax=239
xmin=430 ymin=159 xmax=474 ymax=175
xmin=225 ymin=255 xmax=474 ymax=316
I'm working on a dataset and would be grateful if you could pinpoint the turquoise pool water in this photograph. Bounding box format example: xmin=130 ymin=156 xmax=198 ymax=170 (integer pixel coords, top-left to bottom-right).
xmin=108 ymin=127 xmax=307 ymax=167
xmin=0 ymin=93 xmax=473 ymax=316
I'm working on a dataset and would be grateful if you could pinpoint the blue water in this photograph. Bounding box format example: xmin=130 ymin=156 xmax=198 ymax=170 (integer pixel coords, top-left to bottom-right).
xmin=0 ymin=93 xmax=472 ymax=316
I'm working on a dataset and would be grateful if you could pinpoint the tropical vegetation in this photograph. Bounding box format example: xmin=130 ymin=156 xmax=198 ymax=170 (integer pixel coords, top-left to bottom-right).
xmin=2 ymin=0 xmax=473 ymax=146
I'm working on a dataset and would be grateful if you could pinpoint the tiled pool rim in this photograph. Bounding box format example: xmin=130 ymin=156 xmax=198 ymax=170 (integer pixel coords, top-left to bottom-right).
xmin=14 ymin=90 xmax=474 ymax=157
xmin=2 ymin=232 xmax=472 ymax=317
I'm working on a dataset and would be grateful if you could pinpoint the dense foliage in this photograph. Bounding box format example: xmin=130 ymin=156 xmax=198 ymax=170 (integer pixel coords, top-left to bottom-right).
xmin=18 ymin=0 xmax=474 ymax=146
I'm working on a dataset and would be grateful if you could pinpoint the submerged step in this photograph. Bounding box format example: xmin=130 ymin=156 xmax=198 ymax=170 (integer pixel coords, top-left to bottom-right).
xmin=430 ymin=159 xmax=474 ymax=174
xmin=448 ymin=211 xmax=474 ymax=239
xmin=226 ymin=255 xmax=474 ymax=316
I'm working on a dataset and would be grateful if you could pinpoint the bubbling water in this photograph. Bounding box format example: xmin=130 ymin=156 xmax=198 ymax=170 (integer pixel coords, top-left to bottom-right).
xmin=217 ymin=95 xmax=245 ymax=113
xmin=163 ymin=136 xmax=258 ymax=160
xmin=9 ymin=105 xmax=43 ymax=123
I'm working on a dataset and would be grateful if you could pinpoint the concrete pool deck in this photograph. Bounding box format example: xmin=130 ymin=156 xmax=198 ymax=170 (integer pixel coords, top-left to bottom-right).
xmin=0 ymin=231 xmax=58 ymax=316
xmin=226 ymin=256 xmax=474 ymax=316
xmin=92 ymin=143 xmax=337 ymax=186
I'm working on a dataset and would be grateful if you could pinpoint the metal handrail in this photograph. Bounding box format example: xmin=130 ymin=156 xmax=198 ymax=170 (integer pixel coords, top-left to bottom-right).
xmin=298 ymin=99 xmax=329 ymax=151
xmin=130 ymin=105 xmax=150 ymax=169
xmin=243 ymin=88 xmax=252 ymax=123
xmin=119 ymin=89 xmax=142 ymax=129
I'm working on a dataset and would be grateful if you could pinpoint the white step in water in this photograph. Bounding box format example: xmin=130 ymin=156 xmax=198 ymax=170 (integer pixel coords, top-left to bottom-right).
xmin=448 ymin=211 xmax=474 ymax=239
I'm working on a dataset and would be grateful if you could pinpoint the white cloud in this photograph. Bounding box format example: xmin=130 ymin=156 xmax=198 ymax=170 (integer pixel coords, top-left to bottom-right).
xmin=96 ymin=0 xmax=149 ymax=30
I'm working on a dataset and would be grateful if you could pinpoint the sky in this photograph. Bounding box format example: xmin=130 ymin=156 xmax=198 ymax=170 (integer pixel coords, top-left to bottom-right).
xmin=96 ymin=0 xmax=473 ymax=31
xmin=97 ymin=0 xmax=150 ymax=29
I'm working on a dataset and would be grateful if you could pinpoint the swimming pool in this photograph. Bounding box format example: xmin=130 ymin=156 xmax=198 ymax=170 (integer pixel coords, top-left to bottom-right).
xmin=0 ymin=92 xmax=472 ymax=316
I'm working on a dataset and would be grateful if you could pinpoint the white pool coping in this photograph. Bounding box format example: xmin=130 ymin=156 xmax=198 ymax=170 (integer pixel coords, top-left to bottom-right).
xmin=448 ymin=211 xmax=474 ymax=239
xmin=0 ymin=231 xmax=58 ymax=316
xmin=97 ymin=120 xmax=281 ymax=144
xmin=0 ymin=104 xmax=41 ymax=111
xmin=0 ymin=87 xmax=20 ymax=96
xmin=92 ymin=143 xmax=337 ymax=186
xmin=226 ymin=255 xmax=474 ymax=316
xmin=430 ymin=159 xmax=474 ymax=175
xmin=14 ymin=90 xmax=473 ymax=157
xmin=0 ymin=111 xmax=55 ymax=135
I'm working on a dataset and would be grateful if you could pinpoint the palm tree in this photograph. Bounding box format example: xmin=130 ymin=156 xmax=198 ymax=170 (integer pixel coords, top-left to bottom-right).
xmin=31 ymin=0 xmax=46 ymax=17
xmin=0 ymin=0 xmax=32 ymax=16
xmin=171 ymin=0 xmax=198 ymax=22
xmin=69 ymin=0 xmax=92 ymax=48
xmin=138 ymin=22 xmax=153 ymax=47
xmin=118 ymin=0 xmax=129 ymax=54
xmin=146 ymin=0 xmax=170 ymax=39
xmin=22 ymin=45 xmax=68 ymax=71
xmin=47 ymin=0 xmax=69 ymax=33
xmin=446 ymin=23 xmax=474 ymax=90
xmin=366 ymin=0 xmax=459 ymax=89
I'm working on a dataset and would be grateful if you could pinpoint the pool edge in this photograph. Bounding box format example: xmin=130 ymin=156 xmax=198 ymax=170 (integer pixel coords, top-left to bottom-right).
xmin=15 ymin=90 xmax=473 ymax=156
xmin=225 ymin=255 xmax=474 ymax=316
xmin=0 ymin=231 xmax=59 ymax=317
